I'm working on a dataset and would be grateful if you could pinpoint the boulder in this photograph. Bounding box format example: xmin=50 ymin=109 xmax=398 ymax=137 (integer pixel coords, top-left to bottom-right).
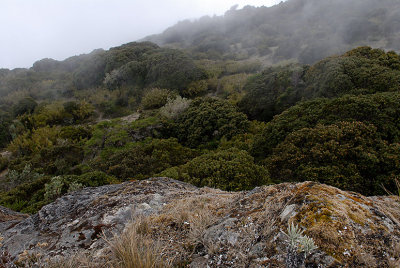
xmin=1 ymin=178 xmax=399 ymax=267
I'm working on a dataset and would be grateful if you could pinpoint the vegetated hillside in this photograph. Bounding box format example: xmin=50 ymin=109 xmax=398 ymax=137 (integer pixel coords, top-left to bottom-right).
xmin=145 ymin=0 xmax=400 ymax=64
xmin=1 ymin=178 xmax=400 ymax=267
xmin=0 ymin=43 xmax=400 ymax=215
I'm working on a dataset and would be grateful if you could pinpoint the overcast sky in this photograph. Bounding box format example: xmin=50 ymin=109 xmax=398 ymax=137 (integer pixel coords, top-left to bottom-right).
xmin=0 ymin=0 xmax=283 ymax=69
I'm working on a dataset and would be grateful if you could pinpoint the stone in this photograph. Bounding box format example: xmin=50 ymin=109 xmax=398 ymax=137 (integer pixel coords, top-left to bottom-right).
xmin=1 ymin=179 xmax=400 ymax=267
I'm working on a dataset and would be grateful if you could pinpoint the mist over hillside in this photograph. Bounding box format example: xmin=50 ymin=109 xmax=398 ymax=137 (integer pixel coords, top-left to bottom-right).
xmin=145 ymin=0 xmax=400 ymax=64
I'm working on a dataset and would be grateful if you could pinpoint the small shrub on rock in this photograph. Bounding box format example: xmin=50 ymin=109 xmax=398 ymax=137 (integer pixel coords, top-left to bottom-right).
xmin=159 ymin=148 xmax=269 ymax=191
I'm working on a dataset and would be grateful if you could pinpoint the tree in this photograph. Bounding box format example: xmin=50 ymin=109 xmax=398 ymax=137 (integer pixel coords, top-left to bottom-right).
xmin=173 ymin=97 xmax=250 ymax=147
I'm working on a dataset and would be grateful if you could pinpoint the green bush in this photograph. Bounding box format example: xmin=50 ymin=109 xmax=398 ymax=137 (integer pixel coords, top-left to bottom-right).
xmin=94 ymin=138 xmax=197 ymax=180
xmin=173 ymin=97 xmax=250 ymax=147
xmin=159 ymin=148 xmax=270 ymax=191
xmin=43 ymin=172 xmax=117 ymax=202
xmin=6 ymin=164 xmax=42 ymax=189
xmin=266 ymin=121 xmax=399 ymax=195
xmin=75 ymin=171 xmax=118 ymax=187
xmin=13 ymin=97 xmax=38 ymax=117
xmin=181 ymin=80 xmax=208 ymax=98
xmin=0 ymin=111 xmax=12 ymax=148
xmin=252 ymin=92 xmax=400 ymax=159
xmin=238 ymin=64 xmax=307 ymax=121
xmin=140 ymin=88 xmax=171 ymax=110
xmin=159 ymin=96 xmax=191 ymax=119
xmin=0 ymin=176 xmax=51 ymax=213
xmin=239 ymin=47 xmax=400 ymax=122
xmin=0 ymin=155 xmax=8 ymax=171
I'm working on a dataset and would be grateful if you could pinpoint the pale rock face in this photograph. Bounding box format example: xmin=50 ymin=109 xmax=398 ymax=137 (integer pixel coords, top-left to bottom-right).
xmin=1 ymin=178 xmax=400 ymax=267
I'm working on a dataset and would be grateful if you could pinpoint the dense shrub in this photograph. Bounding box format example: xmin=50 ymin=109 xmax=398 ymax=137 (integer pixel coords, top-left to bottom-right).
xmin=13 ymin=97 xmax=38 ymax=117
xmin=181 ymin=80 xmax=208 ymax=98
xmin=0 ymin=171 xmax=117 ymax=213
xmin=0 ymin=176 xmax=51 ymax=213
xmin=173 ymin=97 xmax=250 ymax=147
xmin=94 ymin=138 xmax=197 ymax=180
xmin=238 ymin=64 xmax=307 ymax=121
xmin=160 ymin=96 xmax=192 ymax=119
xmin=266 ymin=121 xmax=399 ymax=195
xmin=252 ymin=92 xmax=400 ymax=159
xmin=8 ymin=126 xmax=61 ymax=156
xmin=159 ymin=148 xmax=270 ymax=191
xmin=140 ymin=88 xmax=172 ymax=110
xmin=239 ymin=47 xmax=400 ymax=122
xmin=0 ymin=111 xmax=12 ymax=148
xmin=0 ymin=155 xmax=8 ymax=171
xmin=4 ymin=164 xmax=42 ymax=191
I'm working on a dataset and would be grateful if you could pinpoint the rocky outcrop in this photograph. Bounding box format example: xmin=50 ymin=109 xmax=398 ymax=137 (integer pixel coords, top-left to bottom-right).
xmin=0 ymin=206 xmax=28 ymax=234
xmin=1 ymin=178 xmax=400 ymax=267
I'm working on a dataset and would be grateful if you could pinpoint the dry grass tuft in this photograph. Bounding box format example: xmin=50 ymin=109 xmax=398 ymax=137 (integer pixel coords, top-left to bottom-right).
xmin=107 ymin=216 xmax=171 ymax=268
xmin=44 ymin=254 xmax=106 ymax=268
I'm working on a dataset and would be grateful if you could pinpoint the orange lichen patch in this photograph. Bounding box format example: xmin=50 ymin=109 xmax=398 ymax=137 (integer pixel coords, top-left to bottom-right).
xmin=285 ymin=182 xmax=400 ymax=264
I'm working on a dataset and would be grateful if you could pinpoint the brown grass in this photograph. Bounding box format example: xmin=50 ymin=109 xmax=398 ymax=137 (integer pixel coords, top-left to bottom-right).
xmin=106 ymin=216 xmax=171 ymax=268
xmin=105 ymin=217 xmax=166 ymax=268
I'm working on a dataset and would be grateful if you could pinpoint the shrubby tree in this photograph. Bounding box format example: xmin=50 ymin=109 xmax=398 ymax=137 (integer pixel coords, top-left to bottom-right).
xmin=13 ymin=97 xmax=38 ymax=117
xmin=173 ymin=97 xmax=250 ymax=147
xmin=266 ymin=121 xmax=398 ymax=195
xmin=140 ymin=88 xmax=172 ymax=110
xmin=72 ymin=49 xmax=107 ymax=90
xmin=159 ymin=96 xmax=192 ymax=119
xmin=239 ymin=47 xmax=400 ymax=122
xmin=93 ymin=138 xmax=197 ymax=180
xmin=159 ymin=148 xmax=269 ymax=191
xmin=0 ymin=111 xmax=12 ymax=148
xmin=252 ymin=92 xmax=400 ymax=158
xmin=238 ymin=64 xmax=307 ymax=121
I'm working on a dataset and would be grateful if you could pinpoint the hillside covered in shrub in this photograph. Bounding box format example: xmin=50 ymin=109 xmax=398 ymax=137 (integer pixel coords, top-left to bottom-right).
xmin=1 ymin=45 xmax=400 ymax=214
xmin=146 ymin=0 xmax=400 ymax=64
xmin=1 ymin=0 xmax=400 ymax=215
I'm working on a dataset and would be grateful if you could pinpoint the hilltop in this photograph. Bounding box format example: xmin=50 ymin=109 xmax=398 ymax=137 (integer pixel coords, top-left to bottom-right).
xmin=145 ymin=0 xmax=400 ymax=64
xmin=1 ymin=178 xmax=400 ymax=267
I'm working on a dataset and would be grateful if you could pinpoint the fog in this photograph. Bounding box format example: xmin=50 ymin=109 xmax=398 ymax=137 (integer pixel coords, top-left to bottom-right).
xmin=0 ymin=0 xmax=283 ymax=69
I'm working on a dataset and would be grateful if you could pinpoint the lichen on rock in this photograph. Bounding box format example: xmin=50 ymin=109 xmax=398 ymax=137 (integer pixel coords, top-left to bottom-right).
xmin=1 ymin=178 xmax=399 ymax=267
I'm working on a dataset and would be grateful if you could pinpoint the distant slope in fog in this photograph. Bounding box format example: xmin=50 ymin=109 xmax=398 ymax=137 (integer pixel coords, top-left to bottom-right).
xmin=144 ymin=0 xmax=400 ymax=64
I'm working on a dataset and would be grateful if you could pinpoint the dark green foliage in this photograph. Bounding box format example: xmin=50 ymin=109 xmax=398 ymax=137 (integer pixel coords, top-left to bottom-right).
xmin=0 ymin=155 xmax=8 ymax=171
xmin=304 ymin=47 xmax=400 ymax=98
xmin=266 ymin=121 xmax=398 ymax=195
xmin=0 ymin=176 xmax=51 ymax=213
xmin=13 ymin=97 xmax=38 ymax=117
xmin=160 ymin=148 xmax=270 ymax=191
xmin=140 ymin=88 xmax=172 ymax=110
xmin=59 ymin=126 xmax=92 ymax=142
xmin=0 ymin=171 xmax=117 ymax=213
xmin=104 ymin=42 xmax=159 ymax=73
xmin=238 ymin=64 xmax=307 ymax=121
xmin=73 ymin=171 xmax=118 ymax=187
xmin=102 ymin=44 xmax=206 ymax=92
xmin=0 ymin=111 xmax=12 ymax=148
xmin=173 ymin=98 xmax=250 ymax=147
xmin=240 ymin=47 xmax=400 ymax=122
xmin=252 ymin=92 xmax=400 ymax=158
xmin=37 ymin=144 xmax=85 ymax=175
xmin=144 ymin=49 xmax=206 ymax=91
xmin=72 ymin=49 xmax=107 ymax=90
xmin=94 ymin=138 xmax=197 ymax=180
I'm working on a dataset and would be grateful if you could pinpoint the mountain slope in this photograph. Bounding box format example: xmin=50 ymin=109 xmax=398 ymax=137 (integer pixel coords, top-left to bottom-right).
xmin=145 ymin=0 xmax=400 ymax=64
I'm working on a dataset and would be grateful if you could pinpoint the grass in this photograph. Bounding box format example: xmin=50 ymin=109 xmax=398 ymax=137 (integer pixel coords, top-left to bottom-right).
xmin=106 ymin=216 xmax=170 ymax=268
